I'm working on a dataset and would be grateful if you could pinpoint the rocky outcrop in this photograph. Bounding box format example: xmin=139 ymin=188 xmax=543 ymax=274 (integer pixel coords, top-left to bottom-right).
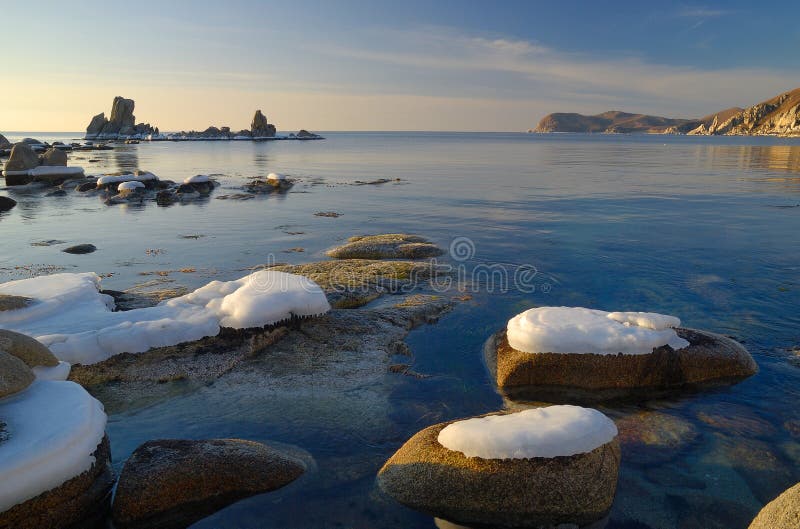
xmin=748 ymin=481 xmax=800 ymax=529
xmin=0 ymin=134 xmax=10 ymax=150
xmin=84 ymin=97 xmax=156 ymax=140
xmin=251 ymin=110 xmax=276 ymax=137
xmin=377 ymin=412 xmax=620 ymax=528
xmin=326 ymin=234 xmax=444 ymax=260
xmin=486 ymin=327 xmax=757 ymax=402
xmin=689 ymin=88 xmax=800 ymax=136
xmin=112 ymin=438 xmax=305 ymax=529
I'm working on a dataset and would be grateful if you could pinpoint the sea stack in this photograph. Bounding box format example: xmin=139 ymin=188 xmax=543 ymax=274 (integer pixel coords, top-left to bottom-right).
xmin=250 ymin=110 xmax=276 ymax=138
xmin=85 ymin=97 xmax=157 ymax=140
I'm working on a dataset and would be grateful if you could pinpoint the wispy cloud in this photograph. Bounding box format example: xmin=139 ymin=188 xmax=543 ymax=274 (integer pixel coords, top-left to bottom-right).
xmin=676 ymin=7 xmax=737 ymax=18
xmin=320 ymin=26 xmax=799 ymax=116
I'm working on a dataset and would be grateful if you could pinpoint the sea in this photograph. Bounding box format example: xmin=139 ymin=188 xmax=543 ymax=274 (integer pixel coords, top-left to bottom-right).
xmin=2 ymin=131 xmax=800 ymax=528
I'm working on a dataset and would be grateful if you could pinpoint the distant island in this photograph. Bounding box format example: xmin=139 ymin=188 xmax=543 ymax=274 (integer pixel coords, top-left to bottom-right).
xmin=533 ymin=87 xmax=800 ymax=136
xmin=85 ymin=96 xmax=322 ymax=141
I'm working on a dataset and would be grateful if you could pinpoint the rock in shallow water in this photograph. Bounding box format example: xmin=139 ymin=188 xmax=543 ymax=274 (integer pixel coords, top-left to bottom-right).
xmin=112 ymin=438 xmax=305 ymax=529
xmin=62 ymin=244 xmax=97 ymax=255
xmin=327 ymin=233 xmax=444 ymax=260
xmin=748 ymin=481 xmax=800 ymax=529
xmin=0 ymin=197 xmax=16 ymax=213
xmin=485 ymin=327 xmax=757 ymax=402
xmin=377 ymin=413 xmax=620 ymax=528
xmin=0 ymin=294 xmax=29 ymax=311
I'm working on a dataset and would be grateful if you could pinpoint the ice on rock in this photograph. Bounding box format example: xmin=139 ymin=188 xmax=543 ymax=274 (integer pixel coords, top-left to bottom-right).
xmin=437 ymin=405 xmax=618 ymax=459
xmin=183 ymin=174 xmax=210 ymax=184
xmin=506 ymin=307 xmax=689 ymax=356
xmin=117 ymin=181 xmax=145 ymax=191
xmin=96 ymin=172 xmax=157 ymax=186
xmin=32 ymin=361 xmax=71 ymax=381
xmin=0 ymin=380 xmax=107 ymax=512
xmin=267 ymin=172 xmax=287 ymax=181
xmin=0 ymin=271 xmax=330 ymax=365
xmin=28 ymin=167 xmax=85 ymax=177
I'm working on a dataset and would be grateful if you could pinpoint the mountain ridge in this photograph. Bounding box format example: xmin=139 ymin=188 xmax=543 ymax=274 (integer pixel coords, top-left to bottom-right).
xmin=533 ymin=87 xmax=800 ymax=136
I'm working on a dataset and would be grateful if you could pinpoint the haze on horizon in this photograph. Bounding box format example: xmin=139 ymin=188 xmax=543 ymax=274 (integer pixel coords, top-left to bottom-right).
xmin=3 ymin=0 xmax=800 ymax=132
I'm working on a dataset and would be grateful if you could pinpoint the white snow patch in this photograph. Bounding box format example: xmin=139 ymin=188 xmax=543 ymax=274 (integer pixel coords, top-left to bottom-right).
xmin=117 ymin=181 xmax=145 ymax=191
xmin=32 ymin=361 xmax=71 ymax=381
xmin=506 ymin=307 xmax=689 ymax=355
xmin=183 ymin=174 xmax=210 ymax=184
xmin=96 ymin=172 xmax=157 ymax=185
xmin=437 ymin=405 xmax=618 ymax=459
xmin=29 ymin=166 xmax=84 ymax=177
xmin=0 ymin=380 xmax=107 ymax=512
xmin=0 ymin=271 xmax=330 ymax=365
xmin=267 ymin=172 xmax=287 ymax=181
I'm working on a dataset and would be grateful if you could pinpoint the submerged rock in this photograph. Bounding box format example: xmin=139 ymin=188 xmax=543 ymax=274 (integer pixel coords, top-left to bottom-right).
xmin=0 ymin=294 xmax=29 ymax=311
xmin=0 ymin=329 xmax=59 ymax=368
xmin=62 ymin=244 xmax=97 ymax=255
xmin=0 ymin=351 xmax=34 ymax=398
xmin=486 ymin=327 xmax=757 ymax=402
xmin=327 ymin=234 xmax=444 ymax=260
xmin=377 ymin=408 xmax=620 ymax=528
xmin=748 ymin=481 xmax=800 ymax=529
xmin=112 ymin=438 xmax=305 ymax=529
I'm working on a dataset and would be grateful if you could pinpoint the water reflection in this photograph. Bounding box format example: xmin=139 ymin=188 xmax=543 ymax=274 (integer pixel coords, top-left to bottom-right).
xmin=110 ymin=144 xmax=140 ymax=173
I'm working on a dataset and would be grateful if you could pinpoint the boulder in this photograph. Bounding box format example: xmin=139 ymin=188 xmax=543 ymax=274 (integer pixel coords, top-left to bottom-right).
xmin=377 ymin=409 xmax=620 ymax=528
xmin=85 ymin=113 xmax=108 ymax=138
xmin=486 ymin=327 xmax=758 ymax=402
xmin=0 ymin=435 xmax=114 ymax=529
xmin=326 ymin=234 xmax=444 ymax=260
xmin=112 ymin=438 xmax=306 ymax=529
xmin=748 ymin=481 xmax=800 ymax=529
xmin=0 ymin=197 xmax=16 ymax=213
xmin=0 ymin=329 xmax=59 ymax=368
xmin=0 ymin=350 xmax=34 ymax=398
xmin=296 ymin=129 xmax=320 ymax=139
xmin=40 ymin=148 xmax=67 ymax=167
xmin=251 ymin=110 xmax=276 ymax=137
xmin=0 ymin=134 xmax=11 ymax=149
xmin=62 ymin=244 xmax=97 ymax=255
xmin=3 ymin=143 xmax=40 ymax=172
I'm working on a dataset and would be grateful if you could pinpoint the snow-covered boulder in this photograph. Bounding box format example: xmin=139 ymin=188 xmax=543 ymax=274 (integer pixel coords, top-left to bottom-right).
xmin=182 ymin=174 xmax=215 ymax=194
xmin=486 ymin=307 xmax=757 ymax=401
xmin=96 ymin=171 xmax=158 ymax=190
xmin=0 ymin=270 xmax=331 ymax=365
xmin=377 ymin=406 xmax=620 ymax=528
xmin=0 ymin=380 xmax=113 ymax=529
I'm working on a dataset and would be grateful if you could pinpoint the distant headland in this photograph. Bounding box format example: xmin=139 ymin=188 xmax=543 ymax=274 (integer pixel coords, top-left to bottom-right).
xmin=532 ymin=87 xmax=800 ymax=136
xmin=85 ymin=96 xmax=322 ymax=141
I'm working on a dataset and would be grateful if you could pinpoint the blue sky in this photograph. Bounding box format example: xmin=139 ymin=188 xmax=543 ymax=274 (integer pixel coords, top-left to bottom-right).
xmin=2 ymin=0 xmax=799 ymax=131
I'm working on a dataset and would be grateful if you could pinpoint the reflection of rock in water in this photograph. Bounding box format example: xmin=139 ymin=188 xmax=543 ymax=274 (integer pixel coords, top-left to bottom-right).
xmin=696 ymin=144 xmax=800 ymax=184
xmin=111 ymin=144 xmax=140 ymax=173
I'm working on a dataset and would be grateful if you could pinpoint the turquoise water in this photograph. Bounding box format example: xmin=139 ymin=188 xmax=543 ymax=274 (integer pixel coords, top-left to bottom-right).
xmin=2 ymin=132 xmax=800 ymax=528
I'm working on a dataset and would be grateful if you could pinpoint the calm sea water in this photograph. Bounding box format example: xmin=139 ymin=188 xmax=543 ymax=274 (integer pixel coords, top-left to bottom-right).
xmin=2 ymin=132 xmax=800 ymax=528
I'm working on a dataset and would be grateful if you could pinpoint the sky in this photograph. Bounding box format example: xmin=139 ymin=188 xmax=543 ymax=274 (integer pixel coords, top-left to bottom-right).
xmin=2 ymin=0 xmax=800 ymax=132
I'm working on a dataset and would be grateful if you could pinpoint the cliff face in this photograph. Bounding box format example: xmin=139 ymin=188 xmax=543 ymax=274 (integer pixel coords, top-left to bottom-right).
xmin=688 ymin=89 xmax=800 ymax=136
xmin=535 ymin=86 xmax=800 ymax=136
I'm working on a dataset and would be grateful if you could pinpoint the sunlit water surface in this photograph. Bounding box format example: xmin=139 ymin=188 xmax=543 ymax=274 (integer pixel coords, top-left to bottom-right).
xmin=2 ymin=132 xmax=800 ymax=528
